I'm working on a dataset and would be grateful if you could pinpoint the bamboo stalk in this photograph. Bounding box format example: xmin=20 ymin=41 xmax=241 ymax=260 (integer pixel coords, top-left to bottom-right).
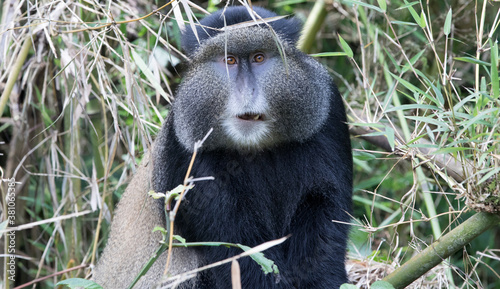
xmin=0 ymin=37 xmax=32 ymax=118
xmin=297 ymin=0 xmax=328 ymax=53
xmin=383 ymin=212 xmax=500 ymax=289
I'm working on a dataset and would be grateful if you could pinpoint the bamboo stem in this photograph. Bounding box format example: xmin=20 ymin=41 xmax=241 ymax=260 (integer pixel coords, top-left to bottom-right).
xmin=383 ymin=212 xmax=500 ymax=289
xmin=0 ymin=37 xmax=32 ymax=118
xmin=297 ymin=0 xmax=327 ymax=53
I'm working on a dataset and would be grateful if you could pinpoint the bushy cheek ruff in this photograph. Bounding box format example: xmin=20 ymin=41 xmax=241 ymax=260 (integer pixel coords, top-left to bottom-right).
xmin=173 ymin=67 xmax=230 ymax=152
xmin=261 ymin=55 xmax=332 ymax=143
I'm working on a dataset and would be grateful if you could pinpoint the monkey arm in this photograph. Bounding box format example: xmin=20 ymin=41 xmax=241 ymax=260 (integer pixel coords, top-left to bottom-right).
xmin=92 ymin=152 xmax=167 ymax=288
xmin=93 ymin=150 xmax=202 ymax=289
xmin=286 ymin=187 xmax=351 ymax=289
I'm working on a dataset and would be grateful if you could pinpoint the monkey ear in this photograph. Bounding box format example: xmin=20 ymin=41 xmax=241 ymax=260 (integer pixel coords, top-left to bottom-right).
xmin=180 ymin=6 xmax=302 ymax=56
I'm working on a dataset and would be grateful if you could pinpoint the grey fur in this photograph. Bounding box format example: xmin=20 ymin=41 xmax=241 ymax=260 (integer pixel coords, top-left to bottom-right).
xmin=92 ymin=153 xmax=166 ymax=288
xmin=173 ymin=26 xmax=332 ymax=151
xmin=92 ymin=152 xmax=200 ymax=288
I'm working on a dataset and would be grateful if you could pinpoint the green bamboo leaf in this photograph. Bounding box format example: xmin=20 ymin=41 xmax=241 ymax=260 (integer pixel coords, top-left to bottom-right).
xmin=152 ymin=226 xmax=167 ymax=234
xmin=405 ymin=116 xmax=446 ymax=127
xmin=401 ymin=50 xmax=426 ymax=74
xmin=397 ymin=1 xmax=419 ymax=10
xmin=456 ymin=107 xmax=498 ymax=137
xmin=273 ymin=0 xmax=307 ymax=7
xmin=408 ymin=143 xmax=439 ymax=149
xmin=404 ymin=0 xmax=424 ymax=27
xmin=454 ymin=57 xmax=490 ymax=66
xmin=377 ymin=0 xmax=387 ymax=12
xmin=478 ymin=167 xmax=500 ymax=185
xmin=353 ymin=195 xmax=395 ymax=213
xmin=490 ymin=39 xmax=499 ymax=99
xmin=390 ymin=20 xmax=418 ymax=26
xmin=453 ymin=92 xmax=480 ymax=112
xmin=430 ymin=147 xmax=472 ymax=155
xmin=338 ymin=34 xmax=354 ymax=58
xmin=350 ymin=122 xmax=386 ymax=128
xmin=341 ymin=0 xmax=384 ymax=13
xmin=173 ymin=234 xmax=187 ymax=245
xmin=385 ymin=127 xmax=395 ymax=151
xmin=237 ymin=244 xmax=279 ymax=275
xmin=383 ymin=47 xmax=402 ymax=73
xmin=385 ymin=104 xmax=440 ymax=112
xmin=361 ymin=131 xmax=385 ymax=137
xmin=444 ymin=8 xmax=452 ymax=36
xmin=389 ymin=72 xmax=423 ymax=94
xmin=353 ymin=151 xmax=377 ymax=161
xmin=310 ymin=52 xmax=348 ymax=57
xmin=423 ymin=77 xmax=445 ymax=107
xmin=481 ymin=76 xmax=487 ymax=91
xmin=419 ymin=11 xmax=427 ymax=28
xmin=407 ymin=134 xmax=427 ymax=145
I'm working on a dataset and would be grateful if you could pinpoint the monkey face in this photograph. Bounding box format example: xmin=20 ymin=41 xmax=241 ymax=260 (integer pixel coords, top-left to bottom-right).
xmin=218 ymin=50 xmax=274 ymax=149
xmin=173 ymin=27 xmax=332 ymax=152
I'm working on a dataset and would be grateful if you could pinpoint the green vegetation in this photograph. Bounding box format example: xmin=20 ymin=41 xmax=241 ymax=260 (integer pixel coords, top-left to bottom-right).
xmin=0 ymin=0 xmax=499 ymax=288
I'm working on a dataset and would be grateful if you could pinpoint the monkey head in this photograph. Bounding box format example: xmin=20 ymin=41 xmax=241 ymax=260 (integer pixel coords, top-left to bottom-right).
xmin=173 ymin=7 xmax=333 ymax=152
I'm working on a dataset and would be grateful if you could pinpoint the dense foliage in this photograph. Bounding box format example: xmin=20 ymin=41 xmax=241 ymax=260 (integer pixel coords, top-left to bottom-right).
xmin=0 ymin=0 xmax=499 ymax=288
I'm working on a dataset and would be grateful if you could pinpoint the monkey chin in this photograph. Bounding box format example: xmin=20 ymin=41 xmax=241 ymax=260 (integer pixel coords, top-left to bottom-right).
xmin=221 ymin=116 xmax=273 ymax=150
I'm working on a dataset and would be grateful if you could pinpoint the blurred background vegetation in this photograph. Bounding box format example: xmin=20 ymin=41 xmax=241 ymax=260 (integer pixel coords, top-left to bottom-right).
xmin=0 ymin=0 xmax=499 ymax=288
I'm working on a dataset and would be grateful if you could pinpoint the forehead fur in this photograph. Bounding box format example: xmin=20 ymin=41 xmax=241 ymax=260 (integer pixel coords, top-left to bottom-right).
xmin=190 ymin=27 xmax=294 ymax=62
xmin=181 ymin=6 xmax=301 ymax=56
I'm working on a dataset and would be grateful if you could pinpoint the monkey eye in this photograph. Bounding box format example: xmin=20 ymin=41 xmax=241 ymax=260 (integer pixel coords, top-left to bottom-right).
xmin=253 ymin=53 xmax=265 ymax=63
xmin=225 ymin=56 xmax=237 ymax=65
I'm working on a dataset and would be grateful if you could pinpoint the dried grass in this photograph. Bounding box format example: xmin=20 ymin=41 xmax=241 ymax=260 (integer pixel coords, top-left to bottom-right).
xmin=0 ymin=0 xmax=499 ymax=288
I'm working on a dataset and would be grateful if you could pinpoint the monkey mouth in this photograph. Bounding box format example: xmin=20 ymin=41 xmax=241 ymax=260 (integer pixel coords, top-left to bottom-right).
xmin=222 ymin=111 xmax=271 ymax=147
xmin=237 ymin=113 xmax=264 ymax=121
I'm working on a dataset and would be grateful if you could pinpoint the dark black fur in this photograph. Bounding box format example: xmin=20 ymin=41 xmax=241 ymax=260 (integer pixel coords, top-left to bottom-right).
xmin=181 ymin=6 xmax=302 ymax=55
xmin=153 ymin=92 xmax=352 ymax=288
xmin=152 ymin=6 xmax=352 ymax=289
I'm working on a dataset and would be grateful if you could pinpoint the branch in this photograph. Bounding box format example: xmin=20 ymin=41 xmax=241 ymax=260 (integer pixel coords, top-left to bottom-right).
xmin=348 ymin=115 xmax=470 ymax=184
xmin=383 ymin=212 xmax=500 ymax=288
